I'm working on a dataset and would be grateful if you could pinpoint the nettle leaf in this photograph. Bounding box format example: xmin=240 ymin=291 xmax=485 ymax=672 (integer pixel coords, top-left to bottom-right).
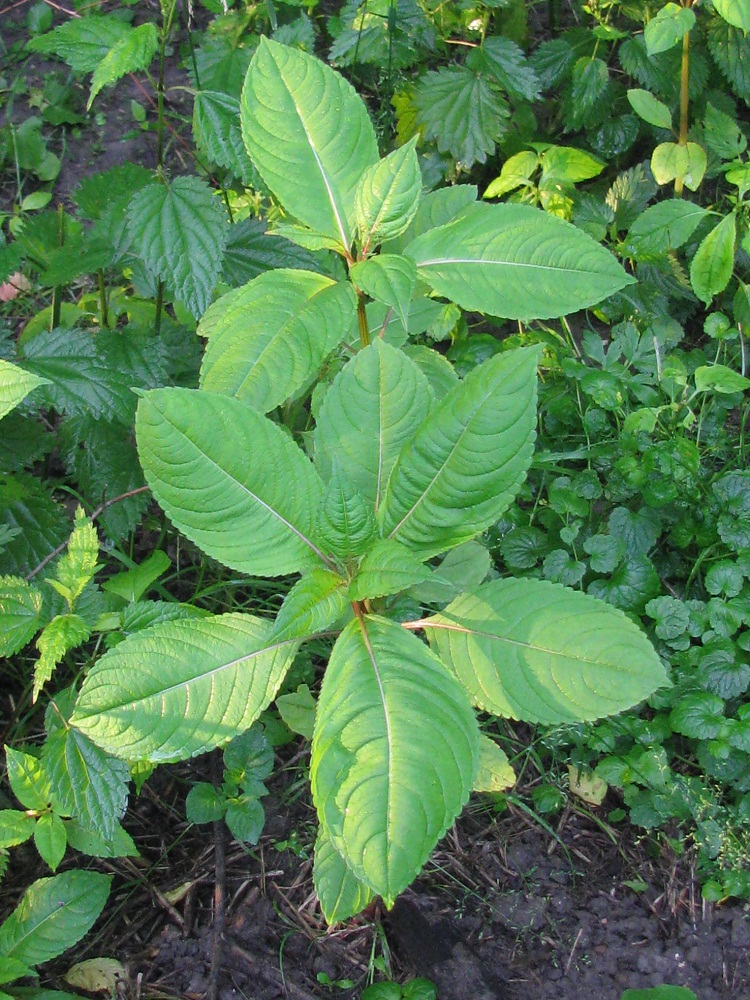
xmin=349 ymin=255 xmax=417 ymax=328
xmin=0 ymin=472 xmax=69 ymax=577
xmin=354 ymin=138 xmax=422 ymax=248
xmin=708 ymin=18 xmax=750 ymax=102
xmin=378 ymin=347 xmax=539 ymax=559
xmin=273 ymin=570 xmax=349 ymax=640
xmin=349 ymin=538 xmax=431 ymax=601
xmin=193 ymin=91 xmax=254 ymax=184
xmin=626 ymin=200 xmax=708 ymax=257
xmin=0 ymin=577 xmax=44 ymax=656
xmin=241 ymin=38 xmax=378 ymax=247
xmin=474 ymin=734 xmax=515 ymax=793
xmin=136 ymin=388 xmax=326 ymax=577
xmin=311 ymin=616 xmax=478 ymax=905
xmin=316 ymin=470 xmax=377 ymax=560
xmin=713 ymin=0 xmax=750 ymax=31
xmin=315 ymin=340 xmax=433 ymax=509
xmin=425 ymin=578 xmax=667 ymax=725
xmin=127 ymin=177 xmax=228 ymax=318
xmin=404 ymin=202 xmax=634 ymax=320
xmin=690 ymin=213 xmax=736 ymax=304
xmin=88 ymin=23 xmax=158 ymax=110
xmin=0 ymin=360 xmax=49 ymax=420
xmin=199 ymin=270 xmax=355 ymax=413
xmin=0 ymin=870 xmax=111 ymax=967
xmin=669 ymin=692 xmax=725 ymax=739
xmin=314 ymin=825 xmax=374 ymax=924
xmin=72 ymin=613 xmax=298 ymax=763
xmin=26 ymin=16 xmax=130 ymax=73
xmin=20 ymin=328 xmax=133 ymax=422
xmin=414 ymin=66 xmax=509 ymax=168
xmin=467 ymin=36 xmax=542 ymax=103
xmin=566 ymin=57 xmax=610 ymax=130
xmin=42 ymin=727 xmax=130 ymax=841
xmin=47 ymin=508 xmax=99 ymax=608
xmin=222 ymin=218 xmax=322 ymax=287
xmin=644 ymin=3 xmax=696 ymax=57
xmin=34 ymin=615 xmax=91 ymax=703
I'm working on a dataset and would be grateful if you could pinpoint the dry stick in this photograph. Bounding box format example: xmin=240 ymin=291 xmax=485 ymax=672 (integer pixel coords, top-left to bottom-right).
xmin=208 ymin=751 xmax=227 ymax=1000
xmin=24 ymin=485 xmax=150 ymax=581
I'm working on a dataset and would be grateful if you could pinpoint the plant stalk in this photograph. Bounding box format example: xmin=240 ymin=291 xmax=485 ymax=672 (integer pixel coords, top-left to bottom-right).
xmin=51 ymin=202 xmax=64 ymax=330
xmin=675 ymin=13 xmax=691 ymax=197
xmin=357 ymin=293 xmax=371 ymax=347
xmin=98 ymin=269 xmax=108 ymax=328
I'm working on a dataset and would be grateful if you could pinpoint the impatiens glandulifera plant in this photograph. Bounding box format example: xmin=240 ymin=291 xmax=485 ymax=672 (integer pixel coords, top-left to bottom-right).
xmin=67 ymin=39 xmax=667 ymax=922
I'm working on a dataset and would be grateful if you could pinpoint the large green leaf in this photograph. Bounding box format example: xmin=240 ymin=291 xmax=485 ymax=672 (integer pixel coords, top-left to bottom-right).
xmin=313 ymin=825 xmax=374 ymax=924
xmin=193 ymin=91 xmax=254 ymax=184
xmin=690 ymin=212 xmax=736 ymax=305
xmin=0 ymin=577 xmax=44 ymax=656
xmin=315 ymin=341 xmax=432 ymax=509
xmin=42 ymin=728 xmax=130 ymax=841
xmin=424 ymin=577 xmax=668 ymax=725
xmin=240 ymin=38 xmax=378 ymax=248
xmin=349 ymin=255 xmax=417 ymax=329
xmin=311 ymin=616 xmax=478 ymax=905
xmin=713 ymin=0 xmax=750 ymax=31
xmin=88 ymin=23 xmax=158 ymax=109
xmin=272 ymin=570 xmax=349 ymax=640
xmin=199 ymin=270 xmax=356 ymax=412
xmin=26 ymin=16 xmax=130 ymax=72
xmin=626 ymin=199 xmax=708 ymax=256
xmin=0 ymin=870 xmax=111 ymax=966
xmin=354 ymin=138 xmax=422 ymax=249
xmin=71 ymin=613 xmax=298 ymax=762
xmin=135 ymin=388 xmax=326 ymax=577
xmin=404 ymin=202 xmax=635 ymax=320
xmin=316 ymin=469 xmax=377 ymax=560
xmin=644 ymin=3 xmax=695 ymax=56
xmin=126 ymin=177 xmax=228 ymax=317
xmin=0 ymin=472 xmax=69 ymax=577
xmin=0 ymin=361 xmax=49 ymax=421
xmin=348 ymin=538 xmax=430 ymax=601
xmin=378 ymin=347 xmax=539 ymax=559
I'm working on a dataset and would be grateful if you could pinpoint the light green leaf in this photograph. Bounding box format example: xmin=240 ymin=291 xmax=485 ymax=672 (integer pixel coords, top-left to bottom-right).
xmin=378 ymin=347 xmax=539 ymax=559
xmin=0 ymin=577 xmax=44 ymax=656
xmin=650 ymin=142 xmax=706 ymax=190
xmin=199 ymin=270 xmax=356 ymax=412
xmin=349 ymin=538 xmax=431 ymax=602
xmin=354 ymin=138 xmax=422 ymax=248
xmin=126 ymin=177 xmax=228 ymax=317
xmin=193 ymin=91 xmax=253 ymax=183
xmin=694 ymin=363 xmax=750 ymax=394
xmin=0 ymin=957 xmax=33 ymax=985
xmin=315 ymin=341 xmax=433 ymax=509
xmin=483 ymin=151 xmax=539 ymax=199
xmin=5 ymin=748 xmax=51 ymax=812
xmin=88 ymin=23 xmax=158 ymax=109
xmin=349 ymin=255 xmax=417 ymax=328
xmin=408 ymin=185 xmax=478 ymax=240
xmin=626 ymin=89 xmax=672 ymax=130
xmin=273 ymin=570 xmax=348 ymax=640
xmin=474 ymin=735 xmax=515 ymax=793
xmin=46 ymin=508 xmax=99 ymax=609
xmin=540 ymin=145 xmax=605 ymax=185
xmin=185 ymin=783 xmax=226 ymax=824
xmin=644 ymin=3 xmax=695 ymax=56
xmin=42 ymin=727 xmax=130 ymax=841
xmin=414 ymin=66 xmax=509 ymax=168
xmin=405 ymin=202 xmax=634 ymax=320
xmin=102 ymin=551 xmax=171 ymax=603
xmin=269 ymin=223 xmax=345 ymax=253
xmin=402 ymin=344 xmax=459 ymax=400
xmin=63 ymin=820 xmax=138 ymax=859
xmin=33 ymin=813 xmax=66 ymax=872
xmin=0 ymin=811 xmax=36 ymax=849
xmin=424 ymin=577 xmax=668 ymax=724
xmin=241 ymin=38 xmax=378 ymax=248
xmin=626 ymin=200 xmax=708 ymax=256
xmin=311 ymin=616 xmax=478 ymax=905
xmin=313 ymin=825 xmax=374 ymax=924
xmin=26 ymin=16 xmax=130 ymax=72
xmin=0 ymin=361 xmax=49 ymax=420
xmin=71 ymin=613 xmax=299 ymax=763
xmin=690 ymin=213 xmax=736 ymax=304
xmin=136 ymin=388 xmax=326 ymax=577
xmin=276 ymin=684 xmax=316 ymax=740
xmin=34 ymin=615 xmax=91 ymax=703
xmin=409 ymin=541 xmax=491 ymax=606
xmin=316 ymin=470 xmax=377 ymax=560
xmin=713 ymin=0 xmax=750 ymax=31
xmin=225 ymin=797 xmax=265 ymax=843
xmin=0 ymin=870 xmax=111 ymax=966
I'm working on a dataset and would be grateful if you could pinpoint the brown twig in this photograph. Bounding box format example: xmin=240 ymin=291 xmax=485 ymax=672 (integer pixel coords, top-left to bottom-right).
xmin=208 ymin=751 xmax=227 ymax=1000
xmin=24 ymin=485 xmax=150 ymax=581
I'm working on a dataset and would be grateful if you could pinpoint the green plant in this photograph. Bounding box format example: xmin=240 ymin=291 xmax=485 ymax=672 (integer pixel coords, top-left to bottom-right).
xmin=51 ymin=40 xmax=667 ymax=923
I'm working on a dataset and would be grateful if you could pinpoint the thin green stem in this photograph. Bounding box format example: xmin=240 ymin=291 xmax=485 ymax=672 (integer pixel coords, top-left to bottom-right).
xmin=97 ymin=269 xmax=108 ymax=328
xmin=674 ymin=11 xmax=691 ymax=197
xmin=51 ymin=203 xmax=64 ymax=330
xmin=357 ymin=293 xmax=371 ymax=347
